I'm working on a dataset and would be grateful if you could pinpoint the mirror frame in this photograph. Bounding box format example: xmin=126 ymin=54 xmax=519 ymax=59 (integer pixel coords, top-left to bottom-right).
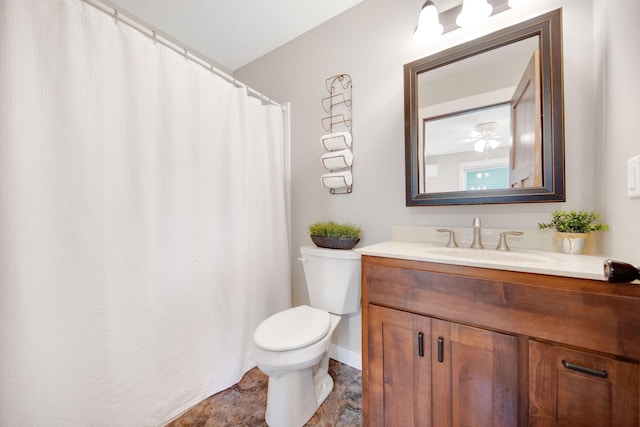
xmin=404 ymin=9 xmax=564 ymax=206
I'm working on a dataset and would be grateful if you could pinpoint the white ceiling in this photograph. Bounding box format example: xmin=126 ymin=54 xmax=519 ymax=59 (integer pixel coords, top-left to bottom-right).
xmin=105 ymin=0 xmax=365 ymax=71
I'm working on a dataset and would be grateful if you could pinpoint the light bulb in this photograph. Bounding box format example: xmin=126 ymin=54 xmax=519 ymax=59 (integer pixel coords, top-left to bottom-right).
xmin=413 ymin=1 xmax=443 ymax=43
xmin=456 ymin=0 xmax=493 ymax=28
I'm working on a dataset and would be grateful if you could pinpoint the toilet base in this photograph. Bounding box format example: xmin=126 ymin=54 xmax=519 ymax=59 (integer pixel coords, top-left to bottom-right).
xmin=264 ymin=355 xmax=334 ymax=427
xmin=313 ymin=371 xmax=334 ymax=410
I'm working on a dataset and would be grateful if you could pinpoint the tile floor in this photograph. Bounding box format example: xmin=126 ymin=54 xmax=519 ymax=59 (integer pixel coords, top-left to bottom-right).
xmin=167 ymin=359 xmax=362 ymax=427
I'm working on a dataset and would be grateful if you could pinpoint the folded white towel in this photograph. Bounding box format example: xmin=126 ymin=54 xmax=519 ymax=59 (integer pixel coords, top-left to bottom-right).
xmin=320 ymin=131 xmax=352 ymax=151
xmin=321 ymin=149 xmax=353 ymax=170
xmin=321 ymin=171 xmax=353 ymax=190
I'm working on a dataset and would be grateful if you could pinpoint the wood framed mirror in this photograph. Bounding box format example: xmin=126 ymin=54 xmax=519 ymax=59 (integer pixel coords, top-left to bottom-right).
xmin=404 ymin=9 xmax=564 ymax=206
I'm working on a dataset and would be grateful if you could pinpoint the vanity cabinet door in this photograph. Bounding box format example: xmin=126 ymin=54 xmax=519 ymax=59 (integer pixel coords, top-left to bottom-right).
xmin=431 ymin=319 xmax=519 ymax=427
xmin=529 ymin=340 xmax=639 ymax=426
xmin=366 ymin=304 xmax=519 ymax=427
xmin=367 ymin=305 xmax=432 ymax=427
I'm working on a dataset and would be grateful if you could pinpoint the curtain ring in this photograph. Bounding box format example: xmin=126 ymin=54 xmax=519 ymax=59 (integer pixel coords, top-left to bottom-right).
xmin=113 ymin=9 xmax=119 ymax=25
xmin=152 ymin=30 xmax=157 ymax=44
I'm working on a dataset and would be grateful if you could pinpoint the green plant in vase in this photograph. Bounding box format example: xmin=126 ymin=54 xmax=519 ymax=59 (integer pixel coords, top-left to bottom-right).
xmin=538 ymin=210 xmax=608 ymax=254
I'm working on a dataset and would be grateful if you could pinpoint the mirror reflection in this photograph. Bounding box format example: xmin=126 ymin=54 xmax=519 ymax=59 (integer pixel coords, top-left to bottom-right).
xmin=423 ymin=103 xmax=511 ymax=192
xmin=404 ymin=9 xmax=565 ymax=206
xmin=419 ymin=37 xmax=539 ymax=193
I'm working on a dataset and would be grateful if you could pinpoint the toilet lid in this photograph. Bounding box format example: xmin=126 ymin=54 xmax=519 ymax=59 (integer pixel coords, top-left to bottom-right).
xmin=254 ymin=305 xmax=331 ymax=351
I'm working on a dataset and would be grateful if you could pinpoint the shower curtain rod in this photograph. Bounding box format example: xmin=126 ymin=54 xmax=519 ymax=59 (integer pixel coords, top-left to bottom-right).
xmin=82 ymin=0 xmax=285 ymax=110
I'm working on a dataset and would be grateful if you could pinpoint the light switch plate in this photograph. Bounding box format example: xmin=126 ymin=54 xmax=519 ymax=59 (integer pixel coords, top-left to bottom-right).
xmin=629 ymin=155 xmax=640 ymax=199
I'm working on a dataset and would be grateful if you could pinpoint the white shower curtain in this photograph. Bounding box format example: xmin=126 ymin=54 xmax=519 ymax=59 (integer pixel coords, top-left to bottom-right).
xmin=0 ymin=0 xmax=291 ymax=425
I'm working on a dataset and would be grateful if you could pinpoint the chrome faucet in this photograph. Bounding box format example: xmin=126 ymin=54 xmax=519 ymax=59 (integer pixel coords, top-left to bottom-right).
xmin=470 ymin=217 xmax=484 ymax=249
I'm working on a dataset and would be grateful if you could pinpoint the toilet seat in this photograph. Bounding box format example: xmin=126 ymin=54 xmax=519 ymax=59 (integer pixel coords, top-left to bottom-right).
xmin=254 ymin=305 xmax=330 ymax=351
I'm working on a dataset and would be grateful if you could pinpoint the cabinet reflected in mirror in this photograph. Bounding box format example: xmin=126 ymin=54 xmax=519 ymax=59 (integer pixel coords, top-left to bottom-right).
xmin=405 ymin=9 xmax=564 ymax=206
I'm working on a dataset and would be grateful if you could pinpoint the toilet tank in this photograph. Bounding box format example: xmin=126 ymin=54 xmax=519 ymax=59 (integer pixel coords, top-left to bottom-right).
xmin=299 ymin=246 xmax=361 ymax=315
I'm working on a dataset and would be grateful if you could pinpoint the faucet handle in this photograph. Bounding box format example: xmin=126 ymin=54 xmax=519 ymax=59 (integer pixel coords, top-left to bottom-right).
xmin=436 ymin=229 xmax=458 ymax=248
xmin=496 ymin=231 xmax=524 ymax=251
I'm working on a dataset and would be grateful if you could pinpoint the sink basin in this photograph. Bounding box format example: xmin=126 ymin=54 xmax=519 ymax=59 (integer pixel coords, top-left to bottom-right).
xmin=421 ymin=246 xmax=553 ymax=264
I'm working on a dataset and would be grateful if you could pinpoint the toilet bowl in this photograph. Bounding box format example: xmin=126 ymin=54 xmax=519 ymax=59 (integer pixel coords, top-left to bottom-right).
xmin=252 ymin=246 xmax=361 ymax=427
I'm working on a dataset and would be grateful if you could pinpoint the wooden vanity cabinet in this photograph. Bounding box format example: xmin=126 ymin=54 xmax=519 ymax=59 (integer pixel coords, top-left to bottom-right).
xmin=361 ymin=255 xmax=640 ymax=427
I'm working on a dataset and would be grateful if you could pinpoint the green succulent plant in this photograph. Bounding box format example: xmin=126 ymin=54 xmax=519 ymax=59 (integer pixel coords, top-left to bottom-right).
xmin=308 ymin=221 xmax=361 ymax=239
xmin=538 ymin=210 xmax=609 ymax=234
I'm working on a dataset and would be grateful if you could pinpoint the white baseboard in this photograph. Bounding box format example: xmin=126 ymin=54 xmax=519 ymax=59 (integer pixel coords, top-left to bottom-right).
xmin=329 ymin=344 xmax=361 ymax=370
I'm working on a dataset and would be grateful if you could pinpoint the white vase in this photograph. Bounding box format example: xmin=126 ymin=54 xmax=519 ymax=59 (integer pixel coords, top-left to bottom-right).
xmin=556 ymin=232 xmax=589 ymax=255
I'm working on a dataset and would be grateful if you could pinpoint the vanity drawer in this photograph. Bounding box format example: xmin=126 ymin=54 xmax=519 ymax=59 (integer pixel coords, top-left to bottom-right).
xmin=529 ymin=339 xmax=639 ymax=426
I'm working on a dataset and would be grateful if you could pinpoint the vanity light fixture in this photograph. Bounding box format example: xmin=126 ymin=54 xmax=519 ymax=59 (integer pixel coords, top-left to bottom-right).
xmin=413 ymin=0 xmax=520 ymax=42
xmin=456 ymin=0 xmax=493 ymax=28
xmin=413 ymin=0 xmax=444 ymax=43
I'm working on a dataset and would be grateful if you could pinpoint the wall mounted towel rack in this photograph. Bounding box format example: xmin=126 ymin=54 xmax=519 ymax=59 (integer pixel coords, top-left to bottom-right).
xmin=320 ymin=74 xmax=353 ymax=194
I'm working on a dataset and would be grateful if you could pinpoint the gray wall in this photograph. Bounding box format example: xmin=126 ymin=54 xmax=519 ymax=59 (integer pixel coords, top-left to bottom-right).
xmin=592 ymin=0 xmax=640 ymax=256
xmin=236 ymin=0 xmax=640 ymax=357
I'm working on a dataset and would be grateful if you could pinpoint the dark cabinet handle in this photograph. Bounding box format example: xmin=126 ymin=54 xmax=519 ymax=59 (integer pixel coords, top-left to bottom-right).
xmin=437 ymin=337 xmax=444 ymax=363
xmin=418 ymin=332 xmax=424 ymax=357
xmin=561 ymin=359 xmax=608 ymax=378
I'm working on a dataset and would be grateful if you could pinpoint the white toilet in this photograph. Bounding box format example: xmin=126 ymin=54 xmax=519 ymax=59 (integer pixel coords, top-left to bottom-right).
xmin=252 ymin=245 xmax=361 ymax=427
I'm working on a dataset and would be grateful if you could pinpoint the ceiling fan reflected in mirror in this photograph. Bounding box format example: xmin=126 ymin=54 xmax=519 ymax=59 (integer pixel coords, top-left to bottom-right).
xmin=465 ymin=122 xmax=505 ymax=153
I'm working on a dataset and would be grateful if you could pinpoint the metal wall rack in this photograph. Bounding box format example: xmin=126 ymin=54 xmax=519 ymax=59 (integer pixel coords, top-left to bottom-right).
xmin=320 ymin=74 xmax=353 ymax=194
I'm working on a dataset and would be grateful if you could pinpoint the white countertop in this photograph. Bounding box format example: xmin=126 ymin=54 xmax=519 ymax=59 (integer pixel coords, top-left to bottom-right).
xmin=356 ymin=240 xmax=609 ymax=281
